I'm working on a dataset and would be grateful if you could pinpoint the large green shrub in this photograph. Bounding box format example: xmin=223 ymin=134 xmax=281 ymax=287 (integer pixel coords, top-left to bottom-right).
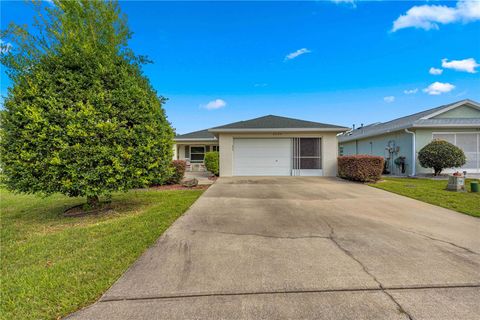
xmin=338 ymin=155 xmax=384 ymax=182
xmin=204 ymin=151 xmax=220 ymax=176
xmin=418 ymin=140 xmax=466 ymax=176
xmin=0 ymin=1 xmax=173 ymax=207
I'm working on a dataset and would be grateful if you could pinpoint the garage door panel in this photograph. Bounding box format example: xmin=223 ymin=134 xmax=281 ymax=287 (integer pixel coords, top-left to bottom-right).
xmin=234 ymin=139 xmax=291 ymax=176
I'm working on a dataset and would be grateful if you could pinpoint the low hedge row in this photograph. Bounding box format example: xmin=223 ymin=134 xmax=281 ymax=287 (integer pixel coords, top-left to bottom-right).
xmin=338 ymin=155 xmax=384 ymax=182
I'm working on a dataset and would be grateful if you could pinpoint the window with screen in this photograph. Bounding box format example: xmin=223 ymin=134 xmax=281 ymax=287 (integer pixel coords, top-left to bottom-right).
xmin=190 ymin=146 xmax=205 ymax=163
xmin=293 ymin=138 xmax=322 ymax=169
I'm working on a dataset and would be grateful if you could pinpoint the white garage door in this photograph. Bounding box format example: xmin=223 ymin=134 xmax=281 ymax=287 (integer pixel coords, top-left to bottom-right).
xmin=233 ymin=139 xmax=291 ymax=176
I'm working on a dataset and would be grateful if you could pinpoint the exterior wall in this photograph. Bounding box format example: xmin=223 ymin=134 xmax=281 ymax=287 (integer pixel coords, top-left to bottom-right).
xmin=174 ymin=141 xmax=219 ymax=161
xmin=432 ymin=106 xmax=480 ymax=119
xmin=339 ymin=131 xmax=413 ymax=176
xmin=218 ymin=131 xmax=340 ymax=177
xmin=415 ymin=128 xmax=480 ymax=174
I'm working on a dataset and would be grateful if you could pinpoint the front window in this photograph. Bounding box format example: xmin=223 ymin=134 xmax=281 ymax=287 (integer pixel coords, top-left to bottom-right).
xmin=190 ymin=146 xmax=205 ymax=163
xmin=213 ymin=145 xmax=220 ymax=152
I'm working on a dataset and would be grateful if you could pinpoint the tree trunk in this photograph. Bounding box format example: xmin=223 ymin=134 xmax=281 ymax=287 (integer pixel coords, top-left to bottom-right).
xmin=86 ymin=195 xmax=100 ymax=208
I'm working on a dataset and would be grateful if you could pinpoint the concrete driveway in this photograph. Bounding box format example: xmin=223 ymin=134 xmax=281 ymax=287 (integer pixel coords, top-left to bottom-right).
xmin=68 ymin=177 xmax=480 ymax=320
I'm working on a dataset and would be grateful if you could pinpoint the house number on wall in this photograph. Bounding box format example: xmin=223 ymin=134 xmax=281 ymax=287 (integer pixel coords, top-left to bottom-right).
xmin=272 ymin=132 xmax=282 ymax=136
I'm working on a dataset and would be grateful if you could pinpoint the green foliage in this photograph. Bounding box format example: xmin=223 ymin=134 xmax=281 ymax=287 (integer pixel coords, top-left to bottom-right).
xmin=418 ymin=140 xmax=466 ymax=176
xmin=0 ymin=188 xmax=204 ymax=319
xmin=167 ymin=160 xmax=186 ymax=185
xmin=369 ymin=178 xmax=479 ymax=217
xmin=0 ymin=0 xmax=173 ymax=201
xmin=204 ymin=151 xmax=219 ymax=176
xmin=337 ymin=155 xmax=384 ymax=182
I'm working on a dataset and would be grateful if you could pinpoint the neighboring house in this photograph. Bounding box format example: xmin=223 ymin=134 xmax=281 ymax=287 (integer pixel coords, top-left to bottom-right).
xmin=174 ymin=115 xmax=348 ymax=176
xmin=338 ymin=99 xmax=480 ymax=176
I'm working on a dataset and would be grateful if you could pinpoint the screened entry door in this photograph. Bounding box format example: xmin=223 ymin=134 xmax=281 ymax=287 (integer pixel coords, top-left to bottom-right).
xmin=432 ymin=133 xmax=480 ymax=173
xmin=292 ymin=138 xmax=323 ymax=176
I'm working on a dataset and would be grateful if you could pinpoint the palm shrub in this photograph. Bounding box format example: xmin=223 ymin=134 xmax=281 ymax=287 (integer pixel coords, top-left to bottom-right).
xmin=0 ymin=1 xmax=173 ymax=207
xmin=204 ymin=151 xmax=220 ymax=176
xmin=418 ymin=140 xmax=466 ymax=176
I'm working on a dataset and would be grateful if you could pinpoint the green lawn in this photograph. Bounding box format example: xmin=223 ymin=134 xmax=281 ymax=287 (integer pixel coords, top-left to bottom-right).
xmin=0 ymin=188 xmax=203 ymax=320
xmin=369 ymin=178 xmax=480 ymax=218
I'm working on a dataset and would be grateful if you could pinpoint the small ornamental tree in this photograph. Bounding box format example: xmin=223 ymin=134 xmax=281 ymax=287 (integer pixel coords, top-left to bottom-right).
xmin=418 ymin=140 xmax=466 ymax=176
xmin=0 ymin=1 xmax=173 ymax=208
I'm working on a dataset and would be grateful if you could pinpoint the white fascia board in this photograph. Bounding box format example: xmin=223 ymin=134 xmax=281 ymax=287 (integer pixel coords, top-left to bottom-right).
xmin=412 ymin=123 xmax=480 ymax=128
xmin=174 ymin=138 xmax=217 ymax=142
xmin=420 ymin=100 xmax=480 ymax=120
xmin=208 ymin=127 xmax=349 ymax=133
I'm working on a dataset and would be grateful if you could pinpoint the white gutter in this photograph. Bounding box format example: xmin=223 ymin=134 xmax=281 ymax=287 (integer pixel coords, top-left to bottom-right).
xmin=404 ymin=128 xmax=416 ymax=176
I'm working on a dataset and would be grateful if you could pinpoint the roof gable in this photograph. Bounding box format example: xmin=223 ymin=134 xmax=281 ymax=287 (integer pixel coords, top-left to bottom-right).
xmin=339 ymin=99 xmax=480 ymax=143
xmin=430 ymin=105 xmax=480 ymax=119
xmin=209 ymin=115 xmax=348 ymax=131
xmin=420 ymin=99 xmax=480 ymax=119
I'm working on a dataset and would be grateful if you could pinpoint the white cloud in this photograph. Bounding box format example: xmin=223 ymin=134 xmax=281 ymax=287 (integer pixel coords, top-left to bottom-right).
xmin=392 ymin=0 xmax=480 ymax=32
xmin=429 ymin=67 xmax=443 ymax=75
xmin=284 ymin=48 xmax=311 ymax=61
xmin=441 ymin=58 xmax=479 ymax=73
xmin=383 ymin=96 xmax=395 ymax=103
xmin=404 ymin=88 xmax=419 ymax=95
xmin=423 ymin=82 xmax=455 ymax=95
xmin=201 ymin=99 xmax=227 ymax=110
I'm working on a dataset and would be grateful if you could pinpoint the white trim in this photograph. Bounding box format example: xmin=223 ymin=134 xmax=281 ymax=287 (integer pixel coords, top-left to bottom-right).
xmin=420 ymin=100 xmax=480 ymax=120
xmin=209 ymin=128 xmax=348 ymax=133
xmin=413 ymin=124 xmax=480 ymax=128
xmin=404 ymin=128 xmax=416 ymax=176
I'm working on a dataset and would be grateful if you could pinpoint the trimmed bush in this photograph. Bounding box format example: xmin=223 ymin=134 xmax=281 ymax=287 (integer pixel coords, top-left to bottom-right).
xmin=204 ymin=151 xmax=220 ymax=176
xmin=167 ymin=160 xmax=187 ymax=184
xmin=338 ymin=155 xmax=385 ymax=182
xmin=418 ymin=140 xmax=466 ymax=176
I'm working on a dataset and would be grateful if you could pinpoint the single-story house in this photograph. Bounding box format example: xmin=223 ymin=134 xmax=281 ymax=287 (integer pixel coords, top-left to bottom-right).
xmin=174 ymin=115 xmax=349 ymax=176
xmin=338 ymin=99 xmax=480 ymax=176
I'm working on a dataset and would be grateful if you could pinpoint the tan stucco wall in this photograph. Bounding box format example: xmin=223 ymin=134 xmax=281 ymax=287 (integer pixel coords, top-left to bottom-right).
xmin=218 ymin=131 xmax=340 ymax=177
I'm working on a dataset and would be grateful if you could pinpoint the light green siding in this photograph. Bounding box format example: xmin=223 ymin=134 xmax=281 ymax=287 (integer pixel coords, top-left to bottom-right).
xmin=432 ymin=106 xmax=480 ymax=119
xmin=339 ymin=131 xmax=413 ymax=175
xmin=415 ymin=128 xmax=480 ymax=174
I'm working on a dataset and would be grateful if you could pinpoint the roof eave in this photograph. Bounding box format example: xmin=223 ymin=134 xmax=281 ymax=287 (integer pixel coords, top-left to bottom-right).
xmin=412 ymin=123 xmax=480 ymax=128
xmin=208 ymin=127 xmax=349 ymax=133
xmin=174 ymin=138 xmax=218 ymax=142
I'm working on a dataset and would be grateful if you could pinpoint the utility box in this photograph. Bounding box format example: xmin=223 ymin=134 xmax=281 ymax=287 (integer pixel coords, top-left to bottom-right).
xmin=447 ymin=175 xmax=465 ymax=192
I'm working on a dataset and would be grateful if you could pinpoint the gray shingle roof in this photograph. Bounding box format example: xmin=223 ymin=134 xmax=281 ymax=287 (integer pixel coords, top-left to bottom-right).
xmin=339 ymin=99 xmax=480 ymax=143
xmin=209 ymin=115 xmax=348 ymax=131
xmin=175 ymin=129 xmax=216 ymax=140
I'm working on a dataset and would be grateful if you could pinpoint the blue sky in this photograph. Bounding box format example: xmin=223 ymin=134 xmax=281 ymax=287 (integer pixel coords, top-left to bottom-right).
xmin=1 ymin=1 xmax=480 ymax=134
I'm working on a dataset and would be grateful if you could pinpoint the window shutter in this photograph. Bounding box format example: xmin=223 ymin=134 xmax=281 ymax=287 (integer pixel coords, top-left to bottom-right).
xmin=185 ymin=145 xmax=190 ymax=159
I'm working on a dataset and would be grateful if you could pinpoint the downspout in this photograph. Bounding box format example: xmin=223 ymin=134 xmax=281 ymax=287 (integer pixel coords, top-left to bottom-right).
xmin=404 ymin=128 xmax=416 ymax=176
